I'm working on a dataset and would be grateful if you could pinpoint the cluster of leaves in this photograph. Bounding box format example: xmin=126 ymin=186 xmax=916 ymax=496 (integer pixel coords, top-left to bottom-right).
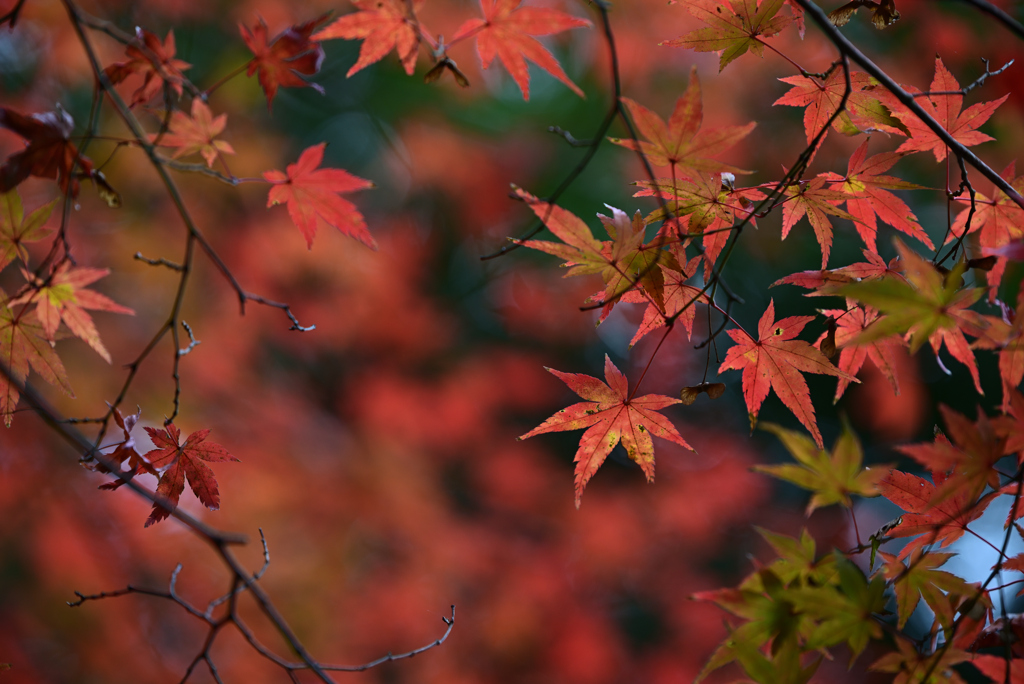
xmin=5 ymin=0 xmax=1024 ymax=679
xmin=500 ymin=0 xmax=1024 ymax=681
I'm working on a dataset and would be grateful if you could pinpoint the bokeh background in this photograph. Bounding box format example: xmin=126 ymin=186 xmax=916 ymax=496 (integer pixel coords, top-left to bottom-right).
xmin=2 ymin=0 xmax=1024 ymax=681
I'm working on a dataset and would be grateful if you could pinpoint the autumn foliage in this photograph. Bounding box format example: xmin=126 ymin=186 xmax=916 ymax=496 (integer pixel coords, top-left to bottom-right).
xmin=3 ymin=0 xmax=1024 ymax=682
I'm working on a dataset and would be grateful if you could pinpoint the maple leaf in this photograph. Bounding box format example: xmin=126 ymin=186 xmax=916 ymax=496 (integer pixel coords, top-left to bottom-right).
xmin=773 ymin=70 xmax=904 ymax=145
xmin=150 ymin=99 xmax=234 ymax=169
xmin=518 ymin=354 xmax=693 ymax=508
xmin=972 ymin=655 xmax=1024 ymax=684
xmin=871 ymin=636 xmax=971 ymax=684
xmin=513 ymin=189 xmax=669 ymax=311
xmin=947 ymin=161 xmax=1024 ymax=296
xmin=754 ymin=420 xmax=886 ymax=514
xmin=451 ymin=0 xmax=591 ymax=100
xmin=96 ymin=407 xmax=156 ymax=490
xmin=0 ymin=189 xmax=56 ymax=273
xmin=628 ymin=253 xmax=708 ymax=347
xmin=608 ymin=68 xmax=756 ymax=177
xmin=972 ymin=290 xmax=1024 ymax=412
xmin=877 ymin=468 xmax=1000 ymax=559
xmin=662 ymin=0 xmax=793 ymax=72
xmin=0 ymin=292 xmax=73 ymax=427
xmin=143 ymin=423 xmax=239 ymax=527
xmin=240 ymin=16 xmax=327 ymax=110
xmin=263 ymin=143 xmax=375 ymax=249
xmin=103 ymin=29 xmax=191 ymax=107
xmin=781 ymin=177 xmax=860 ymax=268
xmin=772 ymin=249 xmax=902 ymax=294
xmin=896 ymin=406 xmax=1004 ymax=508
xmin=314 ymin=0 xmax=423 ymax=78
xmin=880 ymin=56 xmax=1008 ymax=162
xmin=818 ymin=302 xmax=901 ymax=401
xmin=879 ymin=549 xmax=972 ymax=630
xmin=637 ymin=174 xmax=763 ymax=234
xmin=783 ymin=556 xmax=886 ymax=659
xmin=12 ymin=262 xmax=134 ymax=363
xmin=838 ymin=240 xmax=986 ymax=393
xmin=0 ymin=106 xmax=94 ymax=196
xmin=636 ymin=175 xmax=763 ymax=277
xmin=818 ymin=139 xmax=933 ymax=254
xmin=719 ymin=299 xmax=854 ymax=448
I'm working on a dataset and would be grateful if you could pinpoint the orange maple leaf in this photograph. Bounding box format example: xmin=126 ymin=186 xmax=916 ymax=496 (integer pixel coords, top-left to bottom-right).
xmin=773 ymin=70 xmax=903 ymax=145
xmin=452 ymin=0 xmax=591 ymax=100
xmin=0 ymin=292 xmax=73 ymax=427
xmin=144 ymin=423 xmax=239 ymax=527
xmin=877 ymin=468 xmax=1000 ymax=559
xmin=818 ymin=302 xmax=901 ymax=402
xmin=881 ymin=56 xmax=1008 ymax=162
xmin=263 ymin=143 xmax=375 ymax=249
xmin=314 ymin=0 xmax=423 ymax=77
xmin=719 ymin=299 xmax=853 ymax=448
xmin=240 ymin=16 xmax=327 ymax=110
xmin=781 ymin=177 xmax=860 ymax=268
xmin=13 ymin=262 xmax=134 ymax=363
xmin=519 ymin=354 xmax=693 ymax=507
xmin=103 ymin=29 xmax=191 ymax=106
xmin=610 ymin=68 xmax=755 ymax=177
xmin=151 ymin=99 xmax=234 ymax=169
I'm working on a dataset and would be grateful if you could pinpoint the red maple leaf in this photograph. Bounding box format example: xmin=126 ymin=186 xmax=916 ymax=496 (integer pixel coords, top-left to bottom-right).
xmin=896 ymin=406 xmax=1005 ymax=508
xmin=314 ymin=0 xmax=424 ymax=78
xmin=974 ymin=290 xmax=1024 ymax=412
xmin=818 ymin=302 xmax=902 ymax=401
xmin=662 ymin=0 xmax=793 ymax=71
xmin=263 ymin=143 xmax=375 ymax=249
xmin=609 ymin=67 xmax=755 ymax=178
xmin=629 ymin=253 xmax=707 ymax=347
xmin=103 ymin=29 xmax=191 ymax=107
xmin=452 ymin=0 xmax=591 ymax=101
xmin=0 ymin=107 xmax=94 ymax=196
xmin=773 ymin=70 xmax=903 ymax=145
xmin=971 ymin=655 xmax=1024 ymax=684
xmin=881 ymin=56 xmax=1008 ymax=162
xmin=772 ymin=249 xmax=903 ymax=293
xmin=143 ymin=423 xmax=239 ymax=527
xmin=878 ymin=468 xmax=1000 ymax=559
xmin=96 ymin=407 xmax=157 ymax=490
xmin=13 ymin=262 xmax=135 ymax=363
xmin=150 ymin=99 xmax=234 ymax=169
xmin=719 ymin=299 xmax=853 ymax=448
xmin=818 ymin=139 xmax=933 ymax=254
xmin=241 ymin=16 xmax=327 ymax=110
xmin=518 ymin=354 xmax=693 ymax=507
xmin=947 ymin=161 xmax=1024 ymax=296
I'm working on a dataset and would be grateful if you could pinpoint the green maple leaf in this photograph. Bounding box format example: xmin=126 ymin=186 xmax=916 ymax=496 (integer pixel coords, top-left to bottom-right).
xmin=755 ymin=420 xmax=887 ymax=514
xmin=783 ymin=555 xmax=885 ymax=660
xmin=0 ymin=189 xmax=56 ymax=274
xmin=662 ymin=0 xmax=792 ymax=72
xmin=838 ymin=239 xmax=987 ymax=393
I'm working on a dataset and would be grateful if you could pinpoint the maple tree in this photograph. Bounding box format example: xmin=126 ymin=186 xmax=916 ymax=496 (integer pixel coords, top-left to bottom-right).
xmin=4 ymin=0 xmax=1024 ymax=681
